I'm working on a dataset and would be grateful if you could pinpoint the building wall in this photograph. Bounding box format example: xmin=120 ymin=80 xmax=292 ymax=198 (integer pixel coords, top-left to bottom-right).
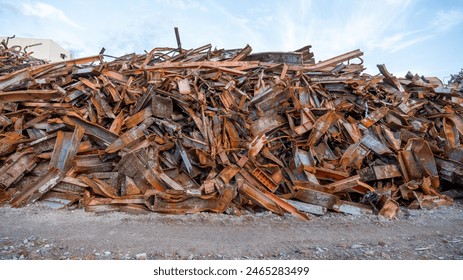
xmin=0 ymin=37 xmax=71 ymax=62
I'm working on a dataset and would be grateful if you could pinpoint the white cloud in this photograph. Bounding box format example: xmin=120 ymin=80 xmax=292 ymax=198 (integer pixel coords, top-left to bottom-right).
xmin=318 ymin=1 xmax=414 ymax=53
xmin=432 ymin=9 xmax=463 ymax=31
xmin=371 ymin=8 xmax=462 ymax=53
xmin=204 ymin=2 xmax=265 ymax=50
xmin=371 ymin=30 xmax=433 ymax=53
xmin=385 ymin=0 xmax=413 ymax=7
xmin=273 ymin=0 xmax=463 ymax=62
xmin=161 ymin=0 xmax=208 ymax=12
xmin=20 ymin=2 xmax=82 ymax=29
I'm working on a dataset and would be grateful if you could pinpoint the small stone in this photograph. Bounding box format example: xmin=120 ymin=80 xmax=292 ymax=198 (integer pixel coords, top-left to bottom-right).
xmin=188 ymin=254 xmax=194 ymax=260
xmin=64 ymin=251 xmax=70 ymax=256
xmin=19 ymin=255 xmax=25 ymax=260
xmin=378 ymin=241 xmax=387 ymax=247
xmin=351 ymin=244 xmax=363 ymax=249
xmin=381 ymin=252 xmax=391 ymax=259
xmin=44 ymin=244 xmax=50 ymax=248
xmin=316 ymin=247 xmax=324 ymax=253
xmin=23 ymin=239 xmax=28 ymax=244
xmin=136 ymin=253 xmax=147 ymax=260
xmin=176 ymin=249 xmax=190 ymax=259
xmin=104 ymin=251 xmax=111 ymax=256
xmin=364 ymin=250 xmax=375 ymax=256
xmin=94 ymin=253 xmax=100 ymax=256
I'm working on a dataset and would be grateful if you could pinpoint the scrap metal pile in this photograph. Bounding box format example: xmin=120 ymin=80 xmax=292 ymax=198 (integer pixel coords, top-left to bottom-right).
xmin=0 ymin=36 xmax=47 ymax=74
xmin=1 ymin=39 xmax=462 ymax=220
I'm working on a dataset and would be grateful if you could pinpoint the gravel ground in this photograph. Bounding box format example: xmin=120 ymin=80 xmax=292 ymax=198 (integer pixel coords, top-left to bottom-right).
xmin=1 ymin=200 xmax=462 ymax=260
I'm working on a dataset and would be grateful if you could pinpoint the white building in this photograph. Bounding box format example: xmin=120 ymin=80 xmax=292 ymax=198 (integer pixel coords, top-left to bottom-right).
xmin=0 ymin=36 xmax=71 ymax=62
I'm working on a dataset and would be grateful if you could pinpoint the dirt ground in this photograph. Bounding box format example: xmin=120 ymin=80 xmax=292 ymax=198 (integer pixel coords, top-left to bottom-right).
xmin=1 ymin=200 xmax=462 ymax=260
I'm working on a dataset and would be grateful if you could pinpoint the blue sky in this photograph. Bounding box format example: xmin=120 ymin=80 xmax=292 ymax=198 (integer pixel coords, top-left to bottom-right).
xmin=1 ymin=0 xmax=462 ymax=80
